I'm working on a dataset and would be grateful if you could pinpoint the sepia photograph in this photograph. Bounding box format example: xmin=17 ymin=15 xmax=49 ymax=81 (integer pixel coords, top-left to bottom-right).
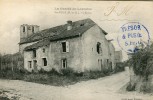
xmin=0 ymin=0 xmax=153 ymax=100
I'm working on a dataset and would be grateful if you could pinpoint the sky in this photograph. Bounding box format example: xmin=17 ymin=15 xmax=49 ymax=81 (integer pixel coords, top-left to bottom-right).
xmin=0 ymin=0 xmax=153 ymax=61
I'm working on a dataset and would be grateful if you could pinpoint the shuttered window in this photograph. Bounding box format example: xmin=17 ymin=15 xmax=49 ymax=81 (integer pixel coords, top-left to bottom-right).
xmin=62 ymin=41 xmax=69 ymax=52
xmin=66 ymin=41 xmax=69 ymax=52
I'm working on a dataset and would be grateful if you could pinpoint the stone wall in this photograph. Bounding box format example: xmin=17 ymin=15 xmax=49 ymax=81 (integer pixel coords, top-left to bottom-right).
xmin=49 ymin=37 xmax=83 ymax=72
xmin=81 ymin=25 xmax=110 ymax=71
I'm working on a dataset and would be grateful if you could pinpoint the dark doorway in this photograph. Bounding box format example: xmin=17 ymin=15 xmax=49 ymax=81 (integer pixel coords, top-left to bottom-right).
xmin=33 ymin=60 xmax=37 ymax=72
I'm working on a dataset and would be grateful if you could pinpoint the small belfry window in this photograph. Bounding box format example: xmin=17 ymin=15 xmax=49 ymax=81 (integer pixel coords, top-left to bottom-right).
xmin=32 ymin=26 xmax=34 ymax=33
xmin=62 ymin=59 xmax=67 ymax=69
xmin=42 ymin=58 xmax=47 ymax=66
xmin=62 ymin=41 xmax=69 ymax=52
xmin=97 ymin=42 xmax=101 ymax=54
xmin=23 ymin=26 xmax=25 ymax=32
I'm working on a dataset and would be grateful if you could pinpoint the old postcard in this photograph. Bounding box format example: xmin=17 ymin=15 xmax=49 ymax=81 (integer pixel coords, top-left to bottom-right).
xmin=0 ymin=0 xmax=153 ymax=100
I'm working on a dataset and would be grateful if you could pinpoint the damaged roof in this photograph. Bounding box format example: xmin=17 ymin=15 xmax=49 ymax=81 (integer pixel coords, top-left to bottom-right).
xmin=24 ymin=39 xmax=50 ymax=51
xmin=24 ymin=18 xmax=108 ymax=51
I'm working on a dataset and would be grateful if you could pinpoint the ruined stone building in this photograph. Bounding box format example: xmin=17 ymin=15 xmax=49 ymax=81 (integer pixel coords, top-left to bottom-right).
xmin=115 ymin=51 xmax=123 ymax=63
xmin=19 ymin=18 xmax=118 ymax=72
xmin=108 ymin=41 xmax=116 ymax=70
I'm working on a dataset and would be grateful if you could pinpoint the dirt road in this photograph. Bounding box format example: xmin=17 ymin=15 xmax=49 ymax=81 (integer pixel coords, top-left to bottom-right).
xmin=0 ymin=71 xmax=152 ymax=100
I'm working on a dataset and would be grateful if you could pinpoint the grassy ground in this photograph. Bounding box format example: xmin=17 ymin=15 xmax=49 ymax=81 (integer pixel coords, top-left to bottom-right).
xmin=0 ymin=89 xmax=22 ymax=100
xmin=0 ymin=90 xmax=10 ymax=100
xmin=0 ymin=68 xmax=113 ymax=86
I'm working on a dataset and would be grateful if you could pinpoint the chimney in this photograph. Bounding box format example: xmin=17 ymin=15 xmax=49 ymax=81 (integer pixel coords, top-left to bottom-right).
xmin=67 ymin=20 xmax=72 ymax=30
